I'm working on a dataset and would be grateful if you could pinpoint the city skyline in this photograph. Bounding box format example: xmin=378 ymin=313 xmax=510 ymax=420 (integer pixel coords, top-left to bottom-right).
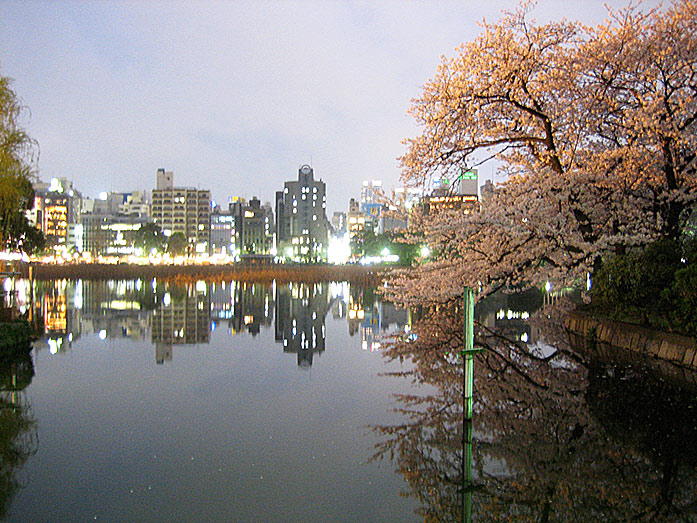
xmin=0 ymin=1 xmax=662 ymax=214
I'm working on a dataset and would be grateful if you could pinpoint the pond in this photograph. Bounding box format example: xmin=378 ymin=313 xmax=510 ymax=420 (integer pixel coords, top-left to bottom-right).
xmin=2 ymin=279 xmax=697 ymax=522
xmin=2 ymin=279 xmax=424 ymax=522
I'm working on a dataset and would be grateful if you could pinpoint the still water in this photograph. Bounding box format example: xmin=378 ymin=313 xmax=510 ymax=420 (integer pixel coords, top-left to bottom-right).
xmin=3 ymin=280 xmax=697 ymax=521
xmin=3 ymin=279 xmax=424 ymax=522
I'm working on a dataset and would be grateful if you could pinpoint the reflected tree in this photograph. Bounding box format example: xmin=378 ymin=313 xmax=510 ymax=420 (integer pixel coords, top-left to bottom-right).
xmin=373 ymin=301 xmax=697 ymax=521
xmin=0 ymin=342 xmax=37 ymax=518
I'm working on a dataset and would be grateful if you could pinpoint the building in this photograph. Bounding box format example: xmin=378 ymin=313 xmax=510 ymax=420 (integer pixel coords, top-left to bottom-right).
xmin=210 ymin=197 xmax=274 ymax=257
xmin=30 ymin=178 xmax=83 ymax=252
xmin=480 ymin=179 xmax=495 ymax=201
xmin=275 ymin=165 xmax=330 ymax=263
xmin=231 ymin=197 xmax=274 ymax=255
xmin=91 ymin=191 xmax=150 ymax=218
xmin=360 ymin=180 xmax=383 ymax=206
xmin=347 ymin=198 xmax=365 ymax=241
xmin=210 ymin=205 xmax=237 ymax=256
xmin=151 ymin=169 xmax=211 ymax=254
xmin=425 ymin=168 xmax=479 ymax=214
xmin=78 ymin=190 xmax=152 ymax=256
xmin=81 ymin=213 xmax=150 ymax=256
xmin=331 ymin=211 xmax=346 ymax=235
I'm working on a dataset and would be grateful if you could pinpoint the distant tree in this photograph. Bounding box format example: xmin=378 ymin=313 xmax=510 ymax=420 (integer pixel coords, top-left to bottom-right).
xmin=0 ymin=75 xmax=39 ymax=253
xmin=350 ymin=229 xmax=378 ymax=258
xmin=134 ymin=222 xmax=165 ymax=255
xmin=389 ymin=1 xmax=697 ymax=306
xmin=166 ymin=232 xmax=188 ymax=256
xmin=5 ymin=216 xmax=44 ymax=255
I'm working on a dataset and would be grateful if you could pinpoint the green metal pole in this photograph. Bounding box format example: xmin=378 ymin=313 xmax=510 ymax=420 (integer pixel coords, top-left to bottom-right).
xmin=463 ymin=287 xmax=474 ymax=419
xmin=462 ymin=287 xmax=474 ymax=523
xmin=463 ymin=419 xmax=472 ymax=523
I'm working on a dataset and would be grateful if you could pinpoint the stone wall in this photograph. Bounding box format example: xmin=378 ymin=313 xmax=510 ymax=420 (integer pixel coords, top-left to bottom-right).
xmin=566 ymin=310 xmax=697 ymax=369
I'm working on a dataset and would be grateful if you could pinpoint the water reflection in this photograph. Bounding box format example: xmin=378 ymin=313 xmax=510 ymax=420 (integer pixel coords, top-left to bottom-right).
xmin=3 ymin=277 xmax=425 ymax=521
xmin=25 ymin=279 xmax=409 ymax=368
xmin=0 ymin=341 xmax=37 ymax=519
xmin=373 ymin=293 xmax=697 ymax=521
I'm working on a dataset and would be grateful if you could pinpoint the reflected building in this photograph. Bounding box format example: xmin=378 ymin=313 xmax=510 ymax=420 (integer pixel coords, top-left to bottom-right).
xmin=151 ymin=282 xmax=211 ymax=363
xmin=275 ymin=282 xmax=330 ymax=367
xmin=346 ymin=287 xmax=408 ymax=351
xmin=34 ymin=280 xmax=82 ymax=354
xmin=209 ymin=281 xmax=273 ymax=336
xmin=33 ymin=280 xmax=153 ymax=354
xmin=79 ymin=280 xmax=150 ymax=340
xmin=476 ymin=288 xmax=545 ymax=344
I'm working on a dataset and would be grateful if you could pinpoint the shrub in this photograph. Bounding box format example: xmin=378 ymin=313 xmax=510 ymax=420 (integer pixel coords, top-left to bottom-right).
xmin=591 ymin=240 xmax=682 ymax=322
xmin=590 ymin=239 xmax=697 ymax=336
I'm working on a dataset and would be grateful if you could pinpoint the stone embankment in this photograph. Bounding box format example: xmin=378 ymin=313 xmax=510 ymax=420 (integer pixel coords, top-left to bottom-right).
xmin=566 ymin=310 xmax=697 ymax=370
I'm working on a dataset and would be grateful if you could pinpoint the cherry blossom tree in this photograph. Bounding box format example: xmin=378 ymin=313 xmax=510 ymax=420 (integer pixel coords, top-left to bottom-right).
xmin=389 ymin=1 xmax=697 ymax=306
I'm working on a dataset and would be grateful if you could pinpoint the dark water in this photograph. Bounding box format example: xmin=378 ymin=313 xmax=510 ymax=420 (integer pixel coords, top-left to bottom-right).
xmin=1 ymin=279 xmax=422 ymax=522
xmin=378 ymin=290 xmax=697 ymax=522
xmin=2 ymin=281 xmax=697 ymax=522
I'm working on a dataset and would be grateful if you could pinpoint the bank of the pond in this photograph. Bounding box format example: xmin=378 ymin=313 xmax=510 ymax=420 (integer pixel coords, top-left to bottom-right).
xmin=0 ymin=320 xmax=34 ymax=351
xmin=18 ymin=262 xmax=389 ymax=285
xmin=567 ymin=310 xmax=697 ymax=370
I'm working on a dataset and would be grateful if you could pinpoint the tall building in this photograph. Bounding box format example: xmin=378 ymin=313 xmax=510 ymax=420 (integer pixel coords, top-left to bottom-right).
xmin=210 ymin=205 xmax=237 ymax=256
xmin=30 ymin=178 xmax=83 ymax=252
xmin=210 ymin=197 xmax=274 ymax=257
xmin=347 ymin=198 xmax=365 ymax=241
xmin=231 ymin=197 xmax=274 ymax=256
xmin=275 ymin=165 xmax=330 ymax=262
xmin=151 ymin=169 xmax=211 ymax=254
xmin=331 ymin=211 xmax=346 ymax=235
xmin=360 ymin=180 xmax=383 ymax=206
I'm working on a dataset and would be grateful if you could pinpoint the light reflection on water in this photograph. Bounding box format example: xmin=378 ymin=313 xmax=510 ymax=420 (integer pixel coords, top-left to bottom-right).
xmin=5 ymin=279 xmax=421 ymax=522
xmin=373 ymin=290 xmax=697 ymax=522
xmin=6 ymin=280 xmax=697 ymax=521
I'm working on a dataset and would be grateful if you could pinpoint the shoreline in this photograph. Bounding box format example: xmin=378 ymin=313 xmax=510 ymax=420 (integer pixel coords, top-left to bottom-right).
xmin=17 ymin=262 xmax=391 ymax=285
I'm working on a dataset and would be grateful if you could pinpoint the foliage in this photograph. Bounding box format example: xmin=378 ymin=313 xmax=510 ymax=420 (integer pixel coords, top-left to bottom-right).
xmin=134 ymin=222 xmax=165 ymax=254
xmin=166 ymin=232 xmax=188 ymax=256
xmin=590 ymin=238 xmax=697 ymax=335
xmin=4 ymin=215 xmax=44 ymax=255
xmin=388 ymin=1 xmax=697 ymax=306
xmin=27 ymin=261 xmax=386 ymax=286
xmin=0 ymin=75 xmax=40 ymax=253
xmin=670 ymin=264 xmax=697 ymax=335
xmin=350 ymin=229 xmax=419 ymax=266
